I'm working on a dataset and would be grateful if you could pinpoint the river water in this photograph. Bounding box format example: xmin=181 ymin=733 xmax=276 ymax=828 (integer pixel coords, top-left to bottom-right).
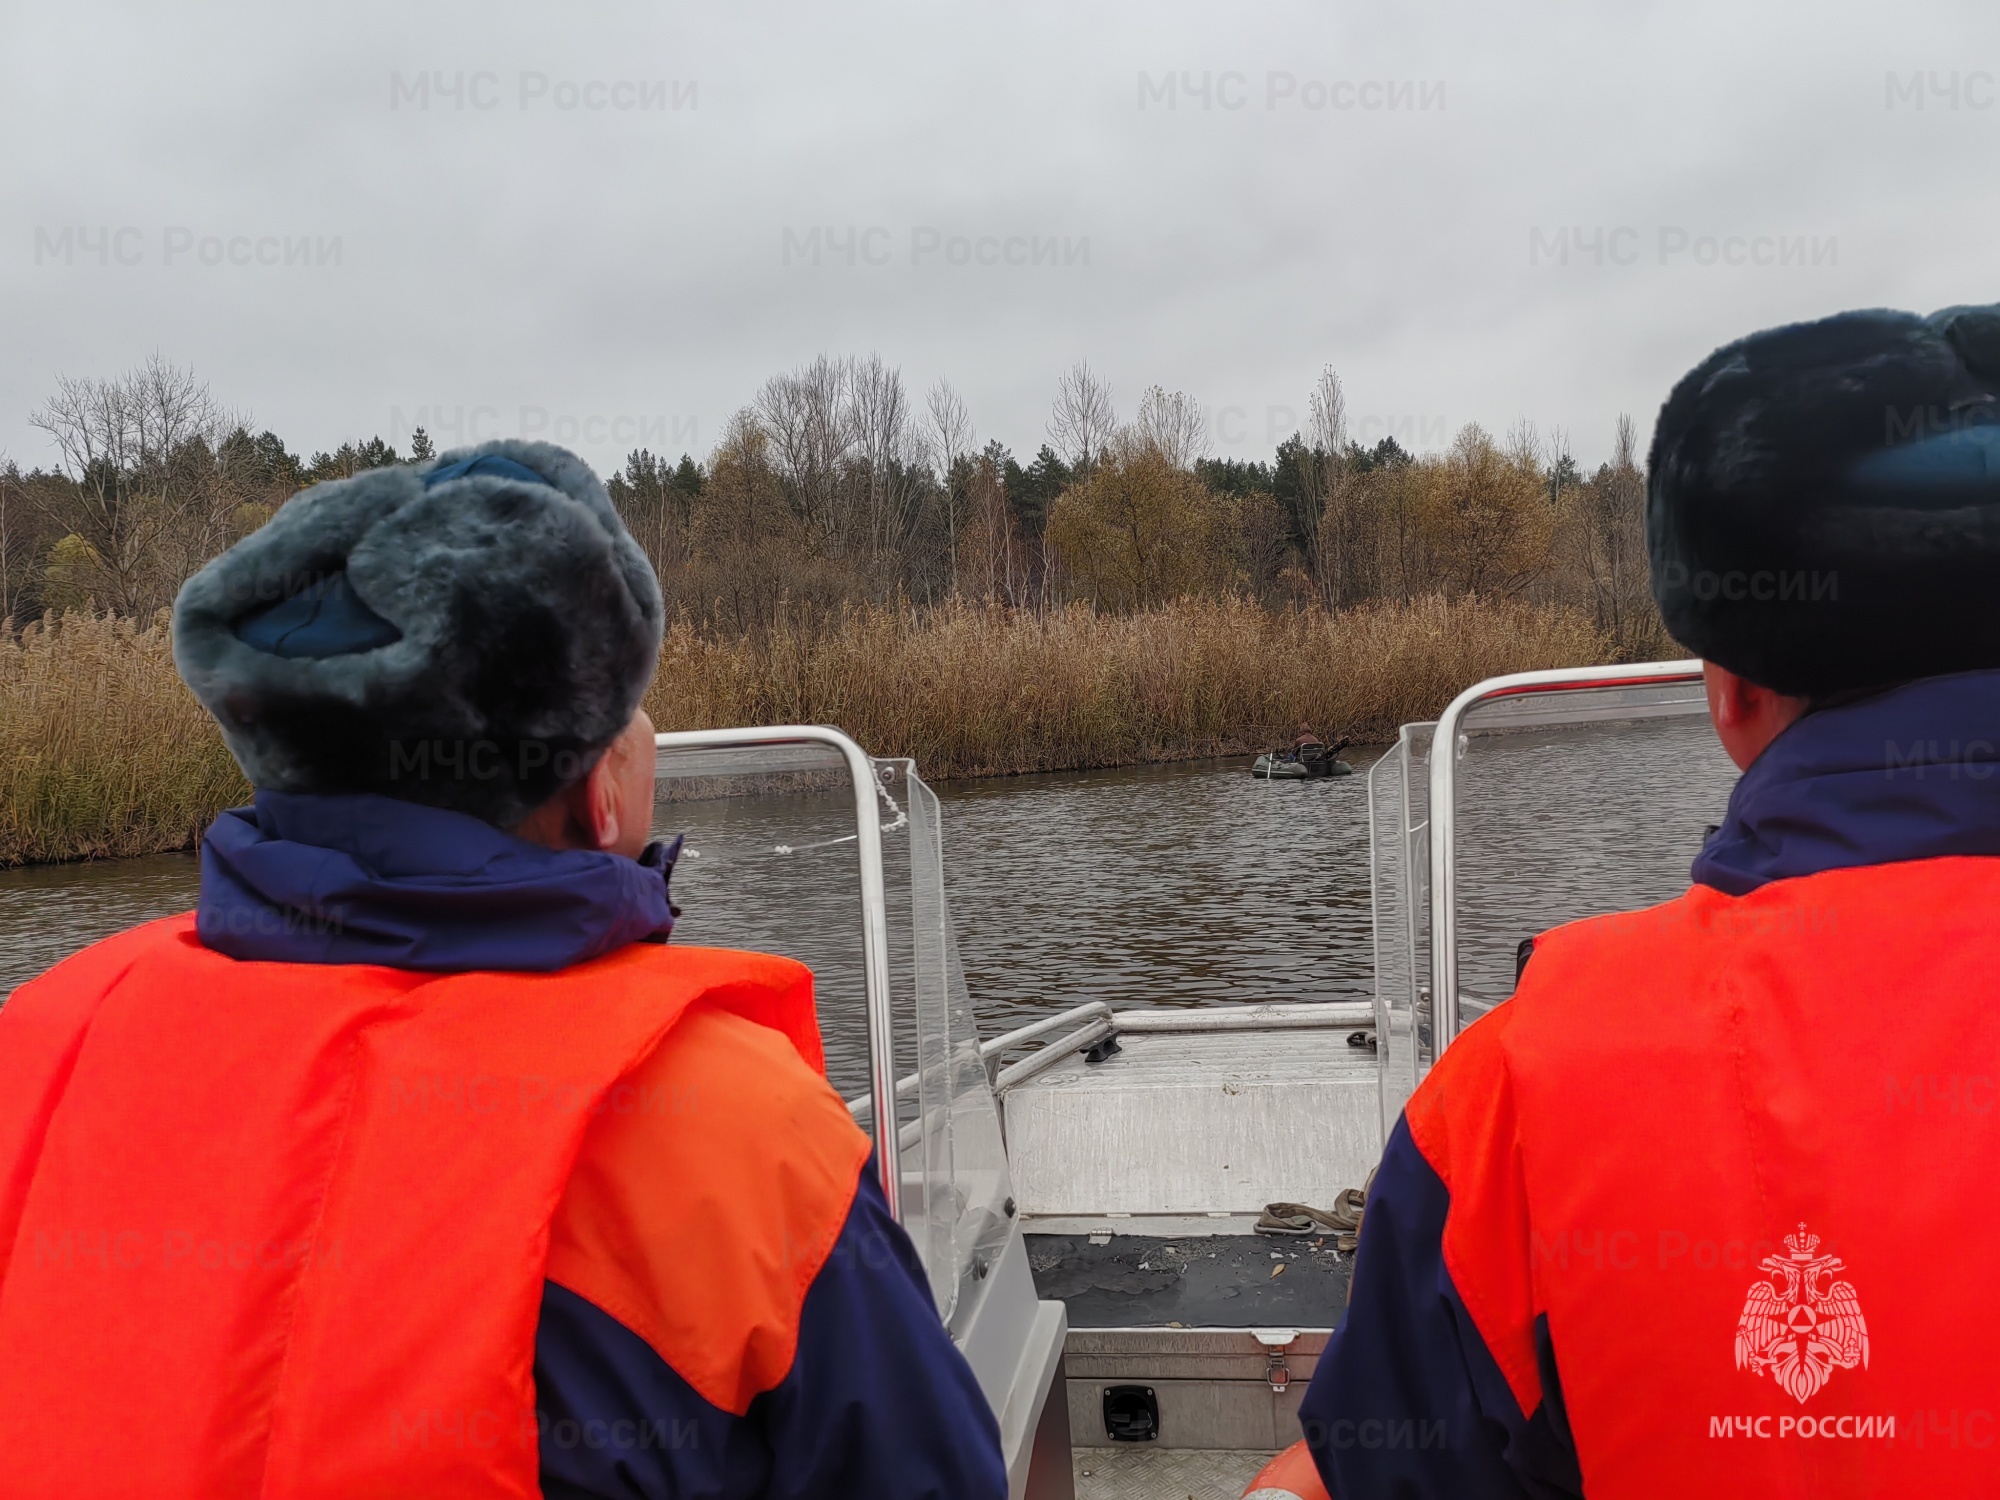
xmin=0 ymin=724 xmax=1742 ymax=1100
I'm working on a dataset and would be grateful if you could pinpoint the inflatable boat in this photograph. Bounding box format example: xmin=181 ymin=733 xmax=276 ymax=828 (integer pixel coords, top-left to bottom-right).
xmin=1251 ymin=747 xmax=1353 ymax=779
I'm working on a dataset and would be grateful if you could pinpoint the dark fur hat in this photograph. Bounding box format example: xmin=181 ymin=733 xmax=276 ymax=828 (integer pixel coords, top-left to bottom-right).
xmin=1648 ymin=303 xmax=2000 ymax=697
xmin=173 ymin=440 xmax=663 ymax=827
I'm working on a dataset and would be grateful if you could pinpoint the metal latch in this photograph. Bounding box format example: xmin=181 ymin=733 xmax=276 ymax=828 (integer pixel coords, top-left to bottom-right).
xmin=1253 ymin=1328 xmax=1299 ymax=1393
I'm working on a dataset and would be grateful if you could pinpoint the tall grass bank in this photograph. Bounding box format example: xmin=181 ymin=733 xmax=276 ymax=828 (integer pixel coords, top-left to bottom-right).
xmin=4 ymin=596 xmax=1619 ymax=866
xmin=0 ymin=612 xmax=250 ymax=864
xmin=648 ymin=595 xmax=1612 ymax=777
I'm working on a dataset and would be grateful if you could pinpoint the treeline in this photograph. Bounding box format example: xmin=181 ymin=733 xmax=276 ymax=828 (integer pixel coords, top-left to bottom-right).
xmin=1 ymin=355 xmax=1665 ymax=658
xmin=0 ymin=357 xmax=438 ymax=620
xmin=603 ymin=359 xmax=1663 ymax=658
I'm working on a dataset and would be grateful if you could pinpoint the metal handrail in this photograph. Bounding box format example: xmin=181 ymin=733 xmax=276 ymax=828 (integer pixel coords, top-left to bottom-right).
xmin=1113 ymin=1000 xmax=1373 ymax=1033
xmin=653 ymin=725 xmax=903 ymax=1221
xmin=847 ymin=1001 xmax=1116 ymax=1120
xmin=1426 ymin=660 xmax=1707 ymax=1055
xmin=981 ymin=1001 xmax=1115 ymax=1062
xmin=993 ymin=1020 xmax=1117 ymax=1092
xmin=974 ymin=999 xmax=1380 ymax=1098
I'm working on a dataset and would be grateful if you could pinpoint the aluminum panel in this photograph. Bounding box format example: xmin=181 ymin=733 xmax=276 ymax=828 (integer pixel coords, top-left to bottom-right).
xmin=1005 ymin=1031 xmax=1381 ymax=1218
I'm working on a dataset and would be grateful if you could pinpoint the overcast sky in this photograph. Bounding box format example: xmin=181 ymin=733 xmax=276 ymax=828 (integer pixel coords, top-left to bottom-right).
xmin=4 ymin=0 xmax=1996 ymax=477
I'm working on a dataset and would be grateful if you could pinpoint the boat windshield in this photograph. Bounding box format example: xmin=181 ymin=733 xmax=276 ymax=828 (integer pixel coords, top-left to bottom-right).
xmin=650 ymin=734 xmax=1014 ymax=1330
xmin=1369 ymin=666 xmax=1741 ymax=1131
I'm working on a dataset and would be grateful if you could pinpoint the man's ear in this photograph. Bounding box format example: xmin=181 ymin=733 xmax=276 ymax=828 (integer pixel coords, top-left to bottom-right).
xmin=579 ymin=744 xmax=626 ymax=853
xmin=1705 ymin=664 xmax=1753 ymax=729
xmin=509 ymin=713 xmax=654 ymax=856
xmin=1703 ymin=661 xmax=1809 ymax=770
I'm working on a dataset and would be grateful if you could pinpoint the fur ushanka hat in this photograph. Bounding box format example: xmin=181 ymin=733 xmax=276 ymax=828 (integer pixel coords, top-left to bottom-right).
xmin=173 ymin=440 xmax=663 ymax=827
xmin=1648 ymin=303 xmax=2000 ymax=698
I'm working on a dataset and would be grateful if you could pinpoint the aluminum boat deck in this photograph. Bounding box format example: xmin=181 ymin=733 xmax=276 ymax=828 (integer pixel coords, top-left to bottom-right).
xmin=982 ymin=1003 xmax=1375 ymax=1475
xmin=1073 ymin=1447 xmax=1272 ymax=1499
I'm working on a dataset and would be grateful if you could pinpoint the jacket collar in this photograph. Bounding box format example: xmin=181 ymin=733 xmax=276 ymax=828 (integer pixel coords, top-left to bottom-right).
xmin=1692 ymin=669 xmax=2000 ymax=895
xmin=197 ymin=791 xmax=677 ymax=971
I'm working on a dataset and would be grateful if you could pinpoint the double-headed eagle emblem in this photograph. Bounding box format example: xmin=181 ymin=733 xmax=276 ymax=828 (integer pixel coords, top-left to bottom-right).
xmin=1734 ymin=1223 xmax=1869 ymax=1403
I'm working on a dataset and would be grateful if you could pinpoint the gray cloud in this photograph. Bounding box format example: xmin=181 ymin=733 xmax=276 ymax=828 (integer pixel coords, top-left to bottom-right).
xmin=4 ymin=0 xmax=1995 ymax=476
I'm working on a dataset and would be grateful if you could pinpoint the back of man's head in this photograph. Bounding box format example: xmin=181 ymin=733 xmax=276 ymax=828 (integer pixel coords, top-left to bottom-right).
xmin=172 ymin=441 xmax=663 ymax=828
xmin=1649 ymin=303 xmax=2000 ymax=697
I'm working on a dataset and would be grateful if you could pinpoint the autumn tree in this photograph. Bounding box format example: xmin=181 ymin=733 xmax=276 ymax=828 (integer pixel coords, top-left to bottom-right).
xmin=675 ymin=412 xmax=835 ymax=632
xmin=1047 ymin=443 xmax=1238 ymax=610
xmin=1412 ymin=424 xmax=1555 ymax=597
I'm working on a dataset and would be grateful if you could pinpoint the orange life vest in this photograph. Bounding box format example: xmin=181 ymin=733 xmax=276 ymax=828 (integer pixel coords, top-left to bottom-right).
xmin=1414 ymin=857 xmax=2000 ymax=1495
xmin=0 ymin=914 xmax=826 ymax=1499
xmin=1244 ymin=1439 xmax=1332 ymax=1499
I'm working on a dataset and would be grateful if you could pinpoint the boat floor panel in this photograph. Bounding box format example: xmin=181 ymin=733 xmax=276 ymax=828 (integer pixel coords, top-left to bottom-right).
xmin=1073 ymin=1447 xmax=1272 ymax=1500
xmin=1027 ymin=1233 xmax=1351 ymax=1329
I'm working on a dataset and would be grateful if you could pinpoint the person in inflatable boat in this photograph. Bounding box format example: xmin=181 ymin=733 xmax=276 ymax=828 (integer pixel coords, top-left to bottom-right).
xmin=0 ymin=440 xmax=1006 ymax=1500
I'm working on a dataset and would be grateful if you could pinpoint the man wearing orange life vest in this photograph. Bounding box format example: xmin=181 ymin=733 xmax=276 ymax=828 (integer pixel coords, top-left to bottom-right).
xmin=0 ymin=441 xmax=1007 ymax=1499
xmin=1298 ymin=304 xmax=2000 ymax=1497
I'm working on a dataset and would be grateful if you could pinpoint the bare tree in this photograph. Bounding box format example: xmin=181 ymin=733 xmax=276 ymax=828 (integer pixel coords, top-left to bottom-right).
xmin=1546 ymin=425 xmax=1574 ymax=503
xmin=959 ymin=443 xmax=1019 ymax=606
xmin=1047 ymin=361 xmax=1116 ymax=474
xmin=756 ymin=355 xmax=855 ymax=548
xmin=847 ymin=353 xmax=925 ymax=558
xmin=1308 ymin=368 xmax=1347 ymax=459
xmin=927 ymin=379 xmax=975 ymax=593
xmin=1505 ymin=418 xmax=1540 ymax=468
xmin=1613 ymin=412 xmax=1640 ymax=473
xmin=28 ymin=356 xmax=238 ymax=614
xmin=926 ymin=379 xmax=974 ymax=473
xmin=754 ymin=352 xmax=934 ymax=574
xmin=1298 ymin=366 xmax=1351 ymax=606
xmin=1569 ymin=412 xmax=1655 ymax=653
xmin=1133 ymin=386 xmax=1207 ymax=469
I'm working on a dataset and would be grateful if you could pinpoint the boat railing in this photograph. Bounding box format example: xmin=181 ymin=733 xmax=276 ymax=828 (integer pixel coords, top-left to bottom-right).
xmin=1426 ymin=659 xmax=1707 ymax=1055
xmin=653 ymin=725 xmax=903 ymax=1216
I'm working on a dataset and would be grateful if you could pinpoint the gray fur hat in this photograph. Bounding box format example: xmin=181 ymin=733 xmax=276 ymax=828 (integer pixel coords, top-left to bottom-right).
xmin=173 ymin=440 xmax=663 ymax=827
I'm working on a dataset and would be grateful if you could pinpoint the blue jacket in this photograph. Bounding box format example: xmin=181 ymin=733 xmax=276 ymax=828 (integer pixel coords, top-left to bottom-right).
xmin=199 ymin=792 xmax=1007 ymax=1500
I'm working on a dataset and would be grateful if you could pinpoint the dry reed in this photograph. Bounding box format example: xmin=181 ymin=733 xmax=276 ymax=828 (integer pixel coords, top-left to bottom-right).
xmin=1 ymin=595 xmax=1617 ymax=865
xmin=647 ymin=594 xmax=1615 ymax=778
xmin=0 ymin=611 xmax=249 ymax=865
